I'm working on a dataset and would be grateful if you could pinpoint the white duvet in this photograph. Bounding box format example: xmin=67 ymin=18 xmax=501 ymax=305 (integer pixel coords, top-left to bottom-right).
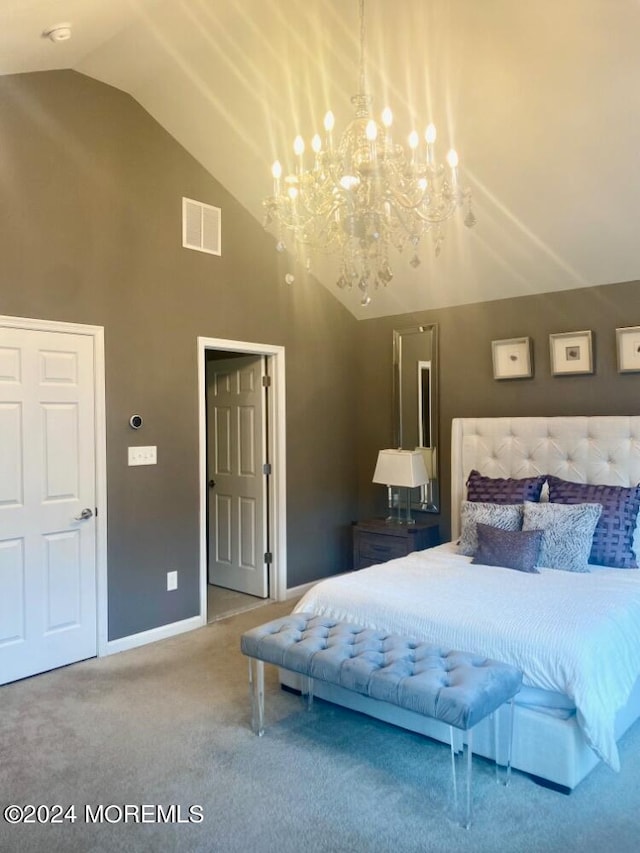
xmin=294 ymin=543 xmax=640 ymax=770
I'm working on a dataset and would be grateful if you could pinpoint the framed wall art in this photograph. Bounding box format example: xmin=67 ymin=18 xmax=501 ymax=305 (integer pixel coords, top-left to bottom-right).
xmin=549 ymin=330 xmax=593 ymax=376
xmin=491 ymin=336 xmax=533 ymax=380
xmin=616 ymin=326 xmax=640 ymax=373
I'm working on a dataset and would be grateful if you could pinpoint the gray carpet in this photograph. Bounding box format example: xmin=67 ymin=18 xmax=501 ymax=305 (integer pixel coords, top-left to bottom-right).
xmin=1 ymin=599 xmax=638 ymax=853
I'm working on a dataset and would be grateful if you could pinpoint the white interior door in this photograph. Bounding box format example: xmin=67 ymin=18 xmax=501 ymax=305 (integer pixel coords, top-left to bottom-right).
xmin=207 ymin=354 xmax=268 ymax=597
xmin=0 ymin=326 xmax=97 ymax=685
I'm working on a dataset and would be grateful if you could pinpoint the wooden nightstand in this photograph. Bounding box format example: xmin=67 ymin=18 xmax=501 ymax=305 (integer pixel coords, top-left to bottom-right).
xmin=352 ymin=517 xmax=440 ymax=569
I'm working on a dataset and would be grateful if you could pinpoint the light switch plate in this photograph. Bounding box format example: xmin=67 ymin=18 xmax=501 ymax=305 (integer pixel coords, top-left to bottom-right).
xmin=128 ymin=446 xmax=157 ymax=466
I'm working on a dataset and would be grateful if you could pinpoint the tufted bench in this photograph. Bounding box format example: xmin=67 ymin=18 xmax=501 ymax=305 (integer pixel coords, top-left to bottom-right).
xmin=240 ymin=614 xmax=522 ymax=828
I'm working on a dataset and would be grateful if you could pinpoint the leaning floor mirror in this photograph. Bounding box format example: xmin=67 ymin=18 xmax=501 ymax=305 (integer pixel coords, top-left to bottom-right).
xmin=393 ymin=324 xmax=439 ymax=513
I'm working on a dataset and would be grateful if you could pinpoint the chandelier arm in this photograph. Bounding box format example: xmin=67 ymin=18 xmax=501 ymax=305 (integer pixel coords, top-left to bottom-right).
xmin=383 ymin=191 xmax=460 ymax=223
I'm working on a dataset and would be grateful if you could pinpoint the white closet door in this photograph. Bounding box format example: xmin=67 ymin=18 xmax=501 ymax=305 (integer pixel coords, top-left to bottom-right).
xmin=0 ymin=326 xmax=97 ymax=684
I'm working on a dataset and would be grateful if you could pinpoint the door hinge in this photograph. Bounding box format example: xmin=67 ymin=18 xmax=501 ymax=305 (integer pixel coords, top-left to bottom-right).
xmin=262 ymin=462 xmax=272 ymax=476
xmin=95 ymin=507 xmax=98 ymax=517
xmin=262 ymin=375 xmax=271 ymax=387
xmin=264 ymin=551 xmax=273 ymax=565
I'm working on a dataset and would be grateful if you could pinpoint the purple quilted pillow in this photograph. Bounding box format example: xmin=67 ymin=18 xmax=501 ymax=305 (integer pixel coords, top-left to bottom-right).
xmin=466 ymin=469 xmax=546 ymax=504
xmin=547 ymin=475 xmax=640 ymax=569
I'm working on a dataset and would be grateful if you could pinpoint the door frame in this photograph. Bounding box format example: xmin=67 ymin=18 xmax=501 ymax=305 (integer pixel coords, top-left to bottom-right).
xmin=0 ymin=314 xmax=108 ymax=656
xmin=197 ymin=337 xmax=286 ymax=619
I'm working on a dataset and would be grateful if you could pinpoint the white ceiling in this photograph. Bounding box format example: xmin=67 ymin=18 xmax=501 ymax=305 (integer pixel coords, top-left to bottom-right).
xmin=2 ymin=0 xmax=640 ymax=319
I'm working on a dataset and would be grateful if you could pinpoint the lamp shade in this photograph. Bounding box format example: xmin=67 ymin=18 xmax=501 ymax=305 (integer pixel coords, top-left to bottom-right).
xmin=372 ymin=449 xmax=429 ymax=488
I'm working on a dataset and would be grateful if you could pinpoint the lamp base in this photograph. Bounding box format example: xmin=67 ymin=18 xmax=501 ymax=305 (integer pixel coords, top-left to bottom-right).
xmin=385 ymin=516 xmax=416 ymax=526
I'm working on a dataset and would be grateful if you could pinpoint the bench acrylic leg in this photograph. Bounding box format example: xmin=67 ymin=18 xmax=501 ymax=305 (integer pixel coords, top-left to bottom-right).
xmin=248 ymin=658 xmax=265 ymax=736
xmin=301 ymin=675 xmax=314 ymax=711
xmin=493 ymin=699 xmax=515 ymax=786
xmin=449 ymin=725 xmax=473 ymax=829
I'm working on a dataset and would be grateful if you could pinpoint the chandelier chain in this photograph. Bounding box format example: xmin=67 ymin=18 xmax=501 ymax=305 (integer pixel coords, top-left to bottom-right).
xmin=358 ymin=0 xmax=367 ymax=96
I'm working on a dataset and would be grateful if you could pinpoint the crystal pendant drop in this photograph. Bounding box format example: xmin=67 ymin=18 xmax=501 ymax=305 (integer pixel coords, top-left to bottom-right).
xmin=360 ymin=292 xmax=371 ymax=307
xmin=336 ymin=274 xmax=349 ymax=290
xmin=409 ymin=254 xmax=421 ymax=268
xmin=464 ymin=209 xmax=477 ymax=228
xmin=275 ymin=240 xmax=286 ymax=253
xmin=379 ymin=263 xmax=393 ymax=284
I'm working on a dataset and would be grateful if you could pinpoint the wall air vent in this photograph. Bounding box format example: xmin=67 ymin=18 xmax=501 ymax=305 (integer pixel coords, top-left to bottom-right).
xmin=182 ymin=197 xmax=221 ymax=256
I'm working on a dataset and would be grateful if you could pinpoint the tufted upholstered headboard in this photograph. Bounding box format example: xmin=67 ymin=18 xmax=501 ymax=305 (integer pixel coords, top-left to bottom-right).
xmin=450 ymin=416 xmax=640 ymax=540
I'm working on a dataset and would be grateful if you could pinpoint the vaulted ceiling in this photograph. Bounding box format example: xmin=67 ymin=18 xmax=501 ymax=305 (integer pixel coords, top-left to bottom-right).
xmin=2 ymin=1 xmax=639 ymax=318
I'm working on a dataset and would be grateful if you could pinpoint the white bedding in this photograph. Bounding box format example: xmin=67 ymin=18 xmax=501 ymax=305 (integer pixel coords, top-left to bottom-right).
xmin=294 ymin=543 xmax=640 ymax=770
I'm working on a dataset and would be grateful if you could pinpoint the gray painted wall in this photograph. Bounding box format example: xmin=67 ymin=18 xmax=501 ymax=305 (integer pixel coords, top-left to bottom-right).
xmin=356 ymin=280 xmax=640 ymax=539
xmin=3 ymin=70 xmax=639 ymax=646
xmin=0 ymin=70 xmax=358 ymax=641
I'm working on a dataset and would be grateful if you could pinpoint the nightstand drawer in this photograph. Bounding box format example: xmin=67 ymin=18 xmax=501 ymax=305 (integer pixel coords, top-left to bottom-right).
xmin=358 ymin=535 xmax=408 ymax=563
xmin=352 ymin=518 xmax=440 ymax=570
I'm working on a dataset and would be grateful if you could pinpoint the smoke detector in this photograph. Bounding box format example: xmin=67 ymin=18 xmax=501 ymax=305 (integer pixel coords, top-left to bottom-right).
xmin=43 ymin=24 xmax=72 ymax=43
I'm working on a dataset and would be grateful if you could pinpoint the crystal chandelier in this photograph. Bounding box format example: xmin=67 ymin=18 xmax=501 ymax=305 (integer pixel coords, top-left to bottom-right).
xmin=263 ymin=0 xmax=475 ymax=307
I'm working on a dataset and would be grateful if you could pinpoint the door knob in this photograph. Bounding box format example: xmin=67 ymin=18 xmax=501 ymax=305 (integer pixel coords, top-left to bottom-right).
xmin=74 ymin=508 xmax=94 ymax=521
xmin=208 ymin=479 xmax=216 ymax=489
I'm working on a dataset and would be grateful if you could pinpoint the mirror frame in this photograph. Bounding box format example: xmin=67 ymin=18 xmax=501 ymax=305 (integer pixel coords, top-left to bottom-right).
xmin=393 ymin=324 xmax=439 ymax=513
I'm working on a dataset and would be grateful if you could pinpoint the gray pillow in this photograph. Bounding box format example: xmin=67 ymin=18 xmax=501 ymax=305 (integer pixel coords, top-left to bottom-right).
xmin=458 ymin=501 xmax=524 ymax=556
xmin=472 ymin=523 xmax=543 ymax=573
xmin=522 ymin=500 xmax=602 ymax=572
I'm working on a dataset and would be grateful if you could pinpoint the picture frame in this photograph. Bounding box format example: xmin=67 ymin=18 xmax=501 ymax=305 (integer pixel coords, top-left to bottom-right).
xmin=549 ymin=330 xmax=593 ymax=376
xmin=616 ymin=326 xmax=640 ymax=373
xmin=491 ymin=337 xmax=533 ymax=380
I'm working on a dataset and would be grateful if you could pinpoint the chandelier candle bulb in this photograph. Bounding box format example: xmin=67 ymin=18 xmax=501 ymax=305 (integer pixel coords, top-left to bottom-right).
xmin=311 ymin=134 xmax=322 ymax=170
xmin=447 ymin=149 xmax=459 ymax=186
xmin=426 ymin=123 xmax=437 ymax=166
xmin=294 ymin=135 xmax=305 ymax=173
xmin=324 ymin=111 xmax=335 ymax=152
xmin=409 ymin=131 xmax=419 ymax=166
xmin=271 ymin=160 xmax=282 ymax=194
xmin=381 ymin=107 xmax=393 ymax=146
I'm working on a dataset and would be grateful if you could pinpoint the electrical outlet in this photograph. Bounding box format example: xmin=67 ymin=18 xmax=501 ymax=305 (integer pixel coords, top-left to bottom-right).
xmin=167 ymin=570 xmax=178 ymax=591
xmin=128 ymin=446 xmax=157 ymax=466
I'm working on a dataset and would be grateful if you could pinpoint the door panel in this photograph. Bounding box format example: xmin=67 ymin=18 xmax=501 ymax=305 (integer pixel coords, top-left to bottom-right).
xmin=0 ymin=326 xmax=97 ymax=685
xmin=0 ymin=403 xmax=23 ymax=505
xmin=0 ymin=539 xmax=25 ymax=644
xmin=207 ymin=354 xmax=268 ymax=597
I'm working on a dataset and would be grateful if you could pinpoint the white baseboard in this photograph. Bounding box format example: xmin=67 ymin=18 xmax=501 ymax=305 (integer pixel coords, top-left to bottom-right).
xmin=104 ymin=614 xmax=205 ymax=656
xmin=285 ymin=571 xmax=350 ymax=601
xmin=284 ymin=581 xmax=317 ymax=600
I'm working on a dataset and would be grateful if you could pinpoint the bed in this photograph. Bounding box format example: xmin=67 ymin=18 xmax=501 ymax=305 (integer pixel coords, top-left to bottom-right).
xmin=287 ymin=416 xmax=640 ymax=790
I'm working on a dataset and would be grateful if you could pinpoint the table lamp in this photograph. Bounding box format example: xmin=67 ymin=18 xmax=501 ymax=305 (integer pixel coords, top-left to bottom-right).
xmin=372 ymin=449 xmax=429 ymax=525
